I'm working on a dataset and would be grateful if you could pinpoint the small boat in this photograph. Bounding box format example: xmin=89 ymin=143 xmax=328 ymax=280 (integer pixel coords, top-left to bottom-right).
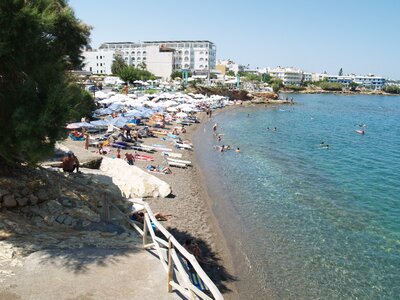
xmin=355 ymin=130 xmax=365 ymax=135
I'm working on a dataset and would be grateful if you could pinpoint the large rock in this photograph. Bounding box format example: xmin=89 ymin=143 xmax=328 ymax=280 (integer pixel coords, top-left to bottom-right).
xmin=98 ymin=157 xmax=171 ymax=198
xmin=3 ymin=195 xmax=17 ymax=208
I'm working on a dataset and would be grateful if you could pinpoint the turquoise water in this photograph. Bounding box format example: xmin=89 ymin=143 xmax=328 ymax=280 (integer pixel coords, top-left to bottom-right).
xmin=194 ymin=94 xmax=400 ymax=299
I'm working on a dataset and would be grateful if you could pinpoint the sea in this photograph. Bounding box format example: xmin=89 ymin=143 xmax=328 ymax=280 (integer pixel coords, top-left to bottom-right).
xmin=193 ymin=94 xmax=400 ymax=299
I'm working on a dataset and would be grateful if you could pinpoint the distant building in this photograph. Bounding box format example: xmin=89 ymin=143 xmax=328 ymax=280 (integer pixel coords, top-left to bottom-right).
xmin=326 ymin=74 xmax=386 ymax=90
xmin=311 ymin=73 xmax=328 ymax=82
xmin=268 ymin=67 xmax=303 ymax=85
xmin=98 ymin=40 xmax=216 ymax=74
xmin=82 ymin=50 xmax=116 ymax=75
xmin=303 ymin=72 xmax=312 ymax=82
xmin=216 ymin=59 xmax=244 ymax=75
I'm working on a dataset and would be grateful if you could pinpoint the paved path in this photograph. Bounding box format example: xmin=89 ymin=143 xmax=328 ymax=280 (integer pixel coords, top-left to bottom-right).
xmin=0 ymin=247 xmax=180 ymax=300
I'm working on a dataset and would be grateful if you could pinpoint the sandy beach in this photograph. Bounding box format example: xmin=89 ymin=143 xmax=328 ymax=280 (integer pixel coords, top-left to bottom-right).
xmin=75 ymin=111 xmax=239 ymax=299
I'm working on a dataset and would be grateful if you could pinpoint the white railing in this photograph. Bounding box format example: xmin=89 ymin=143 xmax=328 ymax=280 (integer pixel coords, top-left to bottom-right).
xmin=113 ymin=198 xmax=223 ymax=300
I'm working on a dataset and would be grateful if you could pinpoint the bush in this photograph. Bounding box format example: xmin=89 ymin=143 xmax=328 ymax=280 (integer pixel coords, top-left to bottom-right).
xmin=118 ymin=66 xmax=156 ymax=83
xmin=318 ymin=82 xmax=343 ymax=91
xmin=383 ymin=85 xmax=400 ymax=94
xmin=284 ymin=85 xmax=305 ymax=91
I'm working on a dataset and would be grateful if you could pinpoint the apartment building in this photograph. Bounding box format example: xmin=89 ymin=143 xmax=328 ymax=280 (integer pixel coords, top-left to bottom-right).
xmin=268 ymin=67 xmax=303 ymax=85
xmin=327 ymin=74 xmax=386 ymax=90
xmin=98 ymin=40 xmax=216 ymax=73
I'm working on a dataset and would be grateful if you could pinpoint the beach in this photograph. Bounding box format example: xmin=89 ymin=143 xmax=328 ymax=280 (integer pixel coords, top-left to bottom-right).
xmin=74 ymin=110 xmax=239 ymax=298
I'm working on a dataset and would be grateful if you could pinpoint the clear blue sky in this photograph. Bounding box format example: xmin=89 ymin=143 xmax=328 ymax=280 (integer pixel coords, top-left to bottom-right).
xmin=69 ymin=0 xmax=400 ymax=79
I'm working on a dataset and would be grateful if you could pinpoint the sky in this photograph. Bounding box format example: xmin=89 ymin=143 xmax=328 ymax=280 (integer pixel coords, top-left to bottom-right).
xmin=69 ymin=0 xmax=400 ymax=79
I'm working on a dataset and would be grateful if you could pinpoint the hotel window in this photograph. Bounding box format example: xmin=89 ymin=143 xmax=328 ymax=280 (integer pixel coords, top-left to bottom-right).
xmin=137 ymin=51 xmax=141 ymax=55
xmin=200 ymin=58 xmax=204 ymax=61
xmin=132 ymin=57 xmax=135 ymax=61
xmin=184 ymin=64 xmax=189 ymax=68
xmin=143 ymin=57 xmax=146 ymax=60
xmin=184 ymin=57 xmax=189 ymax=61
xmin=199 ymin=65 xmax=203 ymax=68
xmin=137 ymin=57 xmax=141 ymax=61
xmin=143 ymin=51 xmax=147 ymax=56
xmin=184 ymin=50 xmax=189 ymax=55
xmin=131 ymin=51 xmax=135 ymax=54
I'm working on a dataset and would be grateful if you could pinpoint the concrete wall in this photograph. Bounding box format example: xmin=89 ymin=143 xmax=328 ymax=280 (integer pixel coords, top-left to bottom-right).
xmin=146 ymin=46 xmax=174 ymax=80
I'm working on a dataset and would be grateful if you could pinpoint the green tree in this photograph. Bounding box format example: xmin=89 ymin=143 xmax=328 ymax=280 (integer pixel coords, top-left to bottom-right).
xmin=383 ymin=85 xmax=400 ymax=94
xmin=171 ymin=70 xmax=182 ymax=80
xmin=111 ymin=56 xmax=127 ymax=75
xmin=339 ymin=68 xmax=343 ymax=76
xmin=349 ymin=82 xmax=359 ymax=91
xmin=0 ymin=0 xmax=93 ymax=165
xmin=118 ymin=66 xmax=156 ymax=84
xmin=226 ymin=70 xmax=235 ymax=77
xmin=137 ymin=61 xmax=147 ymax=70
xmin=270 ymin=78 xmax=284 ymax=93
xmin=318 ymin=81 xmax=343 ymax=91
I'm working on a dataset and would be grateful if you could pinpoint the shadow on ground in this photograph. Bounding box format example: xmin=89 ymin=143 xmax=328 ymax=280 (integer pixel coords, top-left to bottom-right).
xmin=166 ymin=227 xmax=237 ymax=294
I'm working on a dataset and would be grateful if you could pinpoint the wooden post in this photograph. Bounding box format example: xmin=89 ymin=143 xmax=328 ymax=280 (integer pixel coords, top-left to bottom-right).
xmin=167 ymin=238 xmax=174 ymax=293
xmin=143 ymin=212 xmax=148 ymax=247
xmin=102 ymin=193 xmax=110 ymax=223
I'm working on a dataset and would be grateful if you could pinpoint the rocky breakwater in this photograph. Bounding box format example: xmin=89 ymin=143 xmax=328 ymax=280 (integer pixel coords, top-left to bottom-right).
xmin=249 ymin=91 xmax=286 ymax=104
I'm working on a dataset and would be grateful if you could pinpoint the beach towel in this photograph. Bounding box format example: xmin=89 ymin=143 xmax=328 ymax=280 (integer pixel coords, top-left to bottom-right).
xmin=69 ymin=134 xmax=85 ymax=141
xmin=188 ymin=272 xmax=209 ymax=292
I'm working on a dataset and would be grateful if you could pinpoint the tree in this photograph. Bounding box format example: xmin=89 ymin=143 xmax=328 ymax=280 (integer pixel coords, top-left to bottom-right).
xmin=0 ymin=0 xmax=93 ymax=165
xmin=171 ymin=70 xmax=182 ymax=80
xmin=349 ymin=82 xmax=359 ymax=91
xmin=111 ymin=56 xmax=127 ymax=75
xmin=117 ymin=66 xmax=156 ymax=84
xmin=339 ymin=68 xmax=343 ymax=76
xmin=137 ymin=61 xmax=147 ymax=70
xmin=226 ymin=70 xmax=235 ymax=77
xmin=383 ymin=85 xmax=400 ymax=94
xmin=270 ymin=78 xmax=284 ymax=93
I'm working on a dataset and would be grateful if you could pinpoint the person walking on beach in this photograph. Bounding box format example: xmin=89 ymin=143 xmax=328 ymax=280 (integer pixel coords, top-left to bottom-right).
xmin=212 ymin=123 xmax=217 ymax=133
xmin=116 ymin=149 xmax=121 ymax=159
xmin=125 ymin=152 xmax=134 ymax=165
xmin=84 ymin=133 xmax=89 ymax=150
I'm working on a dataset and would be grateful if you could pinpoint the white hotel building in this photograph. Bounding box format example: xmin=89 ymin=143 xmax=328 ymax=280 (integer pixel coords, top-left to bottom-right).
xmin=268 ymin=67 xmax=304 ymax=85
xmin=82 ymin=40 xmax=217 ymax=79
xmin=327 ymin=74 xmax=386 ymax=90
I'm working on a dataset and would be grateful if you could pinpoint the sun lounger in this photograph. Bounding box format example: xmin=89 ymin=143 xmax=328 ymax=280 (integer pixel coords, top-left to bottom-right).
xmin=167 ymin=160 xmax=187 ymax=168
xmin=162 ymin=151 xmax=182 ymax=158
xmin=166 ymin=157 xmax=191 ymax=165
xmin=69 ymin=134 xmax=85 ymax=141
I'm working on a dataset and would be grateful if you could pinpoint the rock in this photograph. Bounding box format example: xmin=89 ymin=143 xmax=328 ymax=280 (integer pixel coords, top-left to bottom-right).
xmin=63 ymin=216 xmax=74 ymax=226
xmin=58 ymin=197 xmax=74 ymax=208
xmin=46 ymin=200 xmax=63 ymax=214
xmin=44 ymin=215 xmax=56 ymax=225
xmin=82 ymin=220 xmax=91 ymax=227
xmin=3 ymin=195 xmax=17 ymax=208
xmin=71 ymin=206 xmax=100 ymax=223
xmin=98 ymin=157 xmax=172 ymax=198
xmin=36 ymin=190 xmax=48 ymax=202
xmin=29 ymin=195 xmax=39 ymax=205
xmin=21 ymin=188 xmax=30 ymax=196
xmin=0 ymin=189 xmax=9 ymax=199
xmin=55 ymin=215 xmax=66 ymax=224
xmin=16 ymin=197 xmax=29 ymax=207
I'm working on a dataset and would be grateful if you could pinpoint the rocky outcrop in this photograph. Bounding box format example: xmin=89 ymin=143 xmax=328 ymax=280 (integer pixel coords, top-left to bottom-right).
xmin=98 ymin=157 xmax=171 ymax=198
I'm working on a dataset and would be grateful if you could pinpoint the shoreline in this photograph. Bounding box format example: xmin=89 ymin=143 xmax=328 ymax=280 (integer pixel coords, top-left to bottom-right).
xmin=143 ymin=110 xmax=239 ymax=298
xmin=281 ymin=89 xmax=400 ymax=96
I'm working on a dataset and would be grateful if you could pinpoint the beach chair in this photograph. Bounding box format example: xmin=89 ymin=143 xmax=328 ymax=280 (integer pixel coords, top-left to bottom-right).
xmin=188 ymin=272 xmax=209 ymax=292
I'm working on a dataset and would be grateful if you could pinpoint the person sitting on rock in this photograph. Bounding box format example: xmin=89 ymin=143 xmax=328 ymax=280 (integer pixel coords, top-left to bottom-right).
xmin=62 ymin=151 xmax=80 ymax=173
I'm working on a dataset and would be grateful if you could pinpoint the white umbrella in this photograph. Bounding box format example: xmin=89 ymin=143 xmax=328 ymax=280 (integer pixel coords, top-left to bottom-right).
xmin=176 ymin=112 xmax=188 ymax=118
xmin=66 ymin=122 xmax=95 ymax=129
xmin=167 ymin=107 xmax=178 ymax=112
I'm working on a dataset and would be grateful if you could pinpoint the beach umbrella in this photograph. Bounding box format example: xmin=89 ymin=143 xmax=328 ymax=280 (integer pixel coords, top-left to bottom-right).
xmin=66 ymin=122 xmax=95 ymax=129
xmin=124 ymin=109 xmax=142 ymax=118
xmin=94 ymin=91 xmax=109 ymax=99
xmin=90 ymin=120 xmax=109 ymax=127
xmin=167 ymin=107 xmax=178 ymax=112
